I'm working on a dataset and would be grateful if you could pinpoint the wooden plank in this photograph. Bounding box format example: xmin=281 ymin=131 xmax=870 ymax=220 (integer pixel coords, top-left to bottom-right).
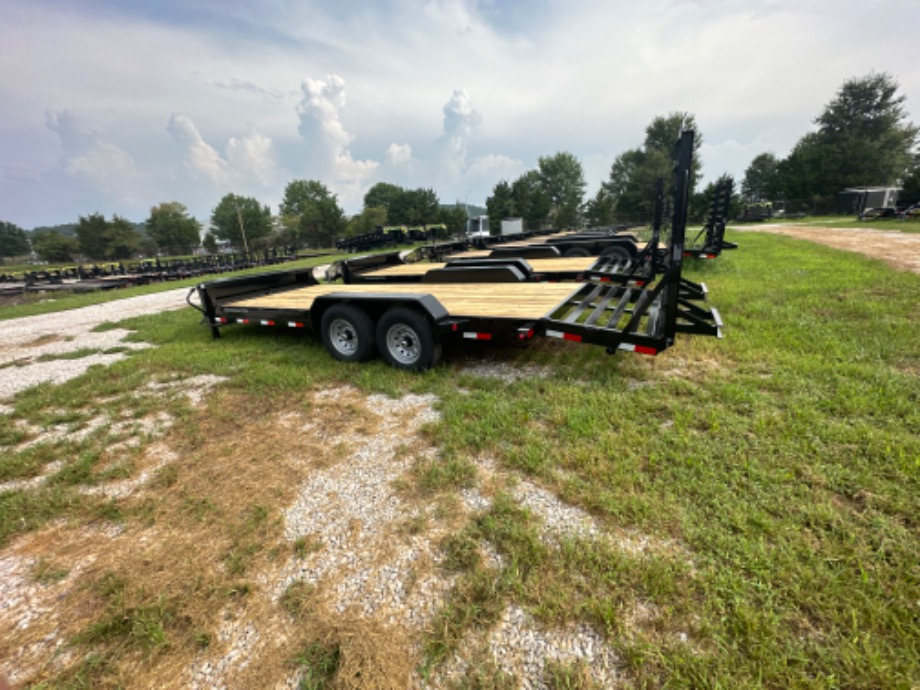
xmin=366 ymin=257 xmax=595 ymax=278
xmin=367 ymin=263 xmax=446 ymax=277
xmin=528 ymin=258 xmax=595 ymax=271
xmin=228 ymin=282 xmax=578 ymax=320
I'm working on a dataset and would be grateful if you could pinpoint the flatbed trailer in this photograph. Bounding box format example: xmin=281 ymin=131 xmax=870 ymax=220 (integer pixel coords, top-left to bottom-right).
xmin=472 ymin=229 xmax=641 ymax=260
xmin=328 ymin=179 xmax=708 ymax=302
xmin=190 ymin=131 xmax=720 ymax=371
xmin=326 ymin=251 xmax=647 ymax=286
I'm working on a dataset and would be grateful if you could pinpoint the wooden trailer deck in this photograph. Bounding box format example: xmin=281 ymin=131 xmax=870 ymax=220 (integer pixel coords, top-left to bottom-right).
xmin=362 ymin=257 xmax=599 ymax=278
xmin=228 ymin=282 xmax=579 ymax=320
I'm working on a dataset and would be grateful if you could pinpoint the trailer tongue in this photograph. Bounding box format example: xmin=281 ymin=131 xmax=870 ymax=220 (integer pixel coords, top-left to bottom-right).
xmin=190 ymin=131 xmax=721 ymax=371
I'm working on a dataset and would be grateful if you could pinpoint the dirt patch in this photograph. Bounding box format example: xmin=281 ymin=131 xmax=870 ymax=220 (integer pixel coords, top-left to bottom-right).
xmin=735 ymin=224 xmax=920 ymax=274
xmin=1 ymin=381 xmax=686 ymax=688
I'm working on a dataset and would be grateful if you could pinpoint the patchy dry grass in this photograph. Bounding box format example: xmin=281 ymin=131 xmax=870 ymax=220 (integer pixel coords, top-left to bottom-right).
xmin=1 ymin=232 xmax=919 ymax=688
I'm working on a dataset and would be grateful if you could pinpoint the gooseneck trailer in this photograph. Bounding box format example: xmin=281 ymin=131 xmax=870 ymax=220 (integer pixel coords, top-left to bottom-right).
xmin=190 ymin=132 xmax=721 ymax=371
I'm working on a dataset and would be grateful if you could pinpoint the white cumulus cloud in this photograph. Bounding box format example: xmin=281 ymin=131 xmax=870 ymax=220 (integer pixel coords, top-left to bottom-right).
xmin=385 ymin=143 xmax=414 ymax=169
xmin=167 ymin=114 xmax=230 ymax=185
xmin=167 ymin=114 xmax=283 ymax=191
xmin=296 ymin=74 xmax=379 ymax=207
xmin=44 ymin=110 xmax=140 ymax=201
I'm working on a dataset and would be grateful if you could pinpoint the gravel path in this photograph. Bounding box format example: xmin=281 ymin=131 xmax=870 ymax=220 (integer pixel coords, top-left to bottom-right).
xmin=734 ymin=224 xmax=920 ymax=274
xmin=0 ymin=288 xmax=190 ymax=402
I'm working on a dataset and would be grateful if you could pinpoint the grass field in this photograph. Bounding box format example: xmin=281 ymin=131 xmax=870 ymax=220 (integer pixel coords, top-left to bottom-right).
xmin=1 ymin=230 xmax=918 ymax=687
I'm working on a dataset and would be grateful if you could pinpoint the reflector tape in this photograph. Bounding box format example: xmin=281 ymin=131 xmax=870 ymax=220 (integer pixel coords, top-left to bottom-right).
xmin=260 ymin=320 xmax=275 ymax=326
xmin=238 ymin=318 xmax=250 ymax=325
xmin=287 ymin=322 xmax=305 ymax=328
xmin=545 ymin=330 xmax=582 ymax=343
xmin=463 ymin=332 xmax=492 ymax=340
xmin=214 ymin=317 xmax=227 ymax=324
xmin=618 ymin=343 xmax=658 ymax=356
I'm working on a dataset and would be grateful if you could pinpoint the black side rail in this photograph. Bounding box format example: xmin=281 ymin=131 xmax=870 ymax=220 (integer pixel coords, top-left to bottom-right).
xmin=195 ymin=268 xmax=319 ymax=338
xmin=327 ymin=252 xmax=406 ymax=283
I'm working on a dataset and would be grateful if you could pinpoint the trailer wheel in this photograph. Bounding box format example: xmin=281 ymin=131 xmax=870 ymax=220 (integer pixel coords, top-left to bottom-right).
xmin=377 ymin=307 xmax=441 ymax=371
xmin=600 ymin=245 xmax=632 ymax=262
xmin=563 ymin=247 xmax=591 ymax=257
xmin=321 ymin=304 xmax=376 ymax=363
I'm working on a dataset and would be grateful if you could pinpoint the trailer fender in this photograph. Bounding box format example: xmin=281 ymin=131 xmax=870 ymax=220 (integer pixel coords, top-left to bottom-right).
xmin=310 ymin=292 xmax=449 ymax=333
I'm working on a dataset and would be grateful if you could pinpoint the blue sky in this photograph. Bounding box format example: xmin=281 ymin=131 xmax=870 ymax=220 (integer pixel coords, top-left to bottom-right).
xmin=1 ymin=0 xmax=918 ymax=229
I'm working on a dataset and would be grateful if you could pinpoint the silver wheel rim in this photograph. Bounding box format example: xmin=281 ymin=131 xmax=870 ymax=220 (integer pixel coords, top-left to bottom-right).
xmin=386 ymin=323 xmax=421 ymax=365
xmin=329 ymin=317 xmax=359 ymax=356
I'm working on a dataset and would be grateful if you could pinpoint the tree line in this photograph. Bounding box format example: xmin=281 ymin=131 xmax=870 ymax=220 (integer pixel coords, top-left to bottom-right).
xmin=0 ymin=182 xmax=474 ymax=263
xmin=742 ymin=73 xmax=920 ymax=211
xmin=485 ymin=73 xmax=919 ymax=227
xmin=3 ymin=72 xmax=917 ymax=264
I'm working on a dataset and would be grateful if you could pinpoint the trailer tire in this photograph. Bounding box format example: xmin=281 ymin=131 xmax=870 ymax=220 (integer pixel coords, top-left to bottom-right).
xmin=377 ymin=307 xmax=441 ymax=371
xmin=563 ymin=247 xmax=591 ymax=257
xmin=320 ymin=304 xmax=377 ymax=363
xmin=600 ymin=245 xmax=632 ymax=261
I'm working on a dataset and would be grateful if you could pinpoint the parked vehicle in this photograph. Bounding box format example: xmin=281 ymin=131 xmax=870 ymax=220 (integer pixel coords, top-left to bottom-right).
xmin=858 ymin=207 xmax=898 ymax=220
xmin=899 ymin=205 xmax=920 ymax=219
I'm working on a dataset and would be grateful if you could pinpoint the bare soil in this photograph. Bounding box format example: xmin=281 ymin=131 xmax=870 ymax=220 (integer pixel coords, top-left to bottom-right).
xmin=735 ymin=224 xmax=920 ymax=274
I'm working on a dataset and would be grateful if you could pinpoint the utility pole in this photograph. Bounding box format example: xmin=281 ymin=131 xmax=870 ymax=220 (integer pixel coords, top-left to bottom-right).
xmin=234 ymin=203 xmax=250 ymax=258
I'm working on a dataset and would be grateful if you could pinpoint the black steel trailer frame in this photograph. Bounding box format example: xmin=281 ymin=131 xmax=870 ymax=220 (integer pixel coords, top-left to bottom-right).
xmin=327 ymin=179 xmax=709 ymax=302
xmin=684 ymin=175 xmax=738 ymax=259
xmin=190 ymin=131 xmax=721 ymax=371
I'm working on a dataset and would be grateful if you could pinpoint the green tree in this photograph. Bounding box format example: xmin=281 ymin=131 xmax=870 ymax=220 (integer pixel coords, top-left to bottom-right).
xmin=345 ymin=206 xmax=388 ymax=239
xmin=0 ymin=221 xmax=31 ymax=260
xmin=583 ymin=187 xmax=617 ymax=227
xmin=510 ymin=171 xmax=551 ymax=229
xmin=776 ymin=73 xmax=919 ymax=202
xmin=105 ymin=216 xmax=144 ymax=259
xmin=202 ymin=232 xmax=219 ymax=254
xmin=605 ymin=113 xmax=703 ymax=220
xmin=485 ymin=180 xmax=516 ymax=235
xmin=75 ymin=213 xmax=143 ymax=260
xmin=643 ymin=112 xmax=703 ymax=192
xmin=538 ymin=152 xmax=586 ymax=228
xmin=146 ymin=202 xmax=201 ymax=256
xmin=439 ymin=204 xmax=469 ymax=238
xmin=813 ymin=72 xmax=918 ymax=191
xmin=279 ymin=180 xmax=346 ymax=248
xmin=211 ymin=193 xmax=273 ymax=252
xmin=32 ymin=229 xmax=80 ymax=262
xmin=363 ymin=182 xmax=404 ymax=210
xmin=387 ymin=188 xmax=441 ymax=225
xmin=901 ymin=165 xmax=920 ymax=204
xmin=75 ymin=213 xmax=109 ymax=259
xmin=742 ymin=152 xmax=781 ymax=202
xmin=604 ymin=148 xmax=671 ymax=218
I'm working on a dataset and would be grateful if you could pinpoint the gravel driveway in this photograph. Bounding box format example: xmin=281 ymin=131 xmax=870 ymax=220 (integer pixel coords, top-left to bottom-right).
xmin=734 ymin=223 xmax=920 ymax=274
xmin=0 ymin=288 xmax=190 ymax=403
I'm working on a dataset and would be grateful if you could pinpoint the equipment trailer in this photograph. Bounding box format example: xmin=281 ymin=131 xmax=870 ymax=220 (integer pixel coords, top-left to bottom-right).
xmin=190 ymin=132 xmax=720 ymax=371
xmin=328 ymin=179 xmax=709 ymax=302
xmin=683 ymin=175 xmax=738 ymax=259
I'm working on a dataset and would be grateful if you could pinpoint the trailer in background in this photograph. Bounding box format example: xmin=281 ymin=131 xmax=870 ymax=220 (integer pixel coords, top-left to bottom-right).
xmin=190 ymin=131 xmax=720 ymax=371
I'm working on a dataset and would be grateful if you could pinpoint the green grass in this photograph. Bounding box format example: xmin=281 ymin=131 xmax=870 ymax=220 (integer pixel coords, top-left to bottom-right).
xmin=2 ymin=232 xmax=919 ymax=686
